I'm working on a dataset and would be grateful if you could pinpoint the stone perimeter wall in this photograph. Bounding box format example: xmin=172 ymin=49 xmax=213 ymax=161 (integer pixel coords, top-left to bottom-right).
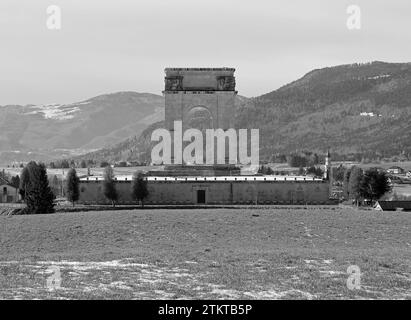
xmin=78 ymin=180 xmax=330 ymax=205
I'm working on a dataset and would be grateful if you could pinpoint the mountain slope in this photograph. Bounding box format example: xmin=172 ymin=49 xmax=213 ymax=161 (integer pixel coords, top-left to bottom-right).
xmin=78 ymin=121 xmax=166 ymax=164
xmin=235 ymin=61 xmax=411 ymax=159
xmin=79 ymin=61 xmax=411 ymax=163
xmin=0 ymin=92 xmax=164 ymax=163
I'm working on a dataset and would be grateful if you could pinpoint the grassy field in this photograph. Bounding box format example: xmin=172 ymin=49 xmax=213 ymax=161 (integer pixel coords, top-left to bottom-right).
xmin=0 ymin=206 xmax=410 ymax=300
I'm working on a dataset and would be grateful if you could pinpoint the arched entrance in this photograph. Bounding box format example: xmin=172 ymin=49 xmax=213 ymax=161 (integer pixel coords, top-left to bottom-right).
xmin=184 ymin=106 xmax=214 ymax=130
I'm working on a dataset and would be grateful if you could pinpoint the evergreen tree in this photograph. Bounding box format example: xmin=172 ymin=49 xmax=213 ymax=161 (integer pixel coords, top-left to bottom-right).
xmin=20 ymin=162 xmax=55 ymax=214
xmin=103 ymin=166 xmax=117 ymax=207
xmin=10 ymin=175 xmax=20 ymax=202
xmin=61 ymin=160 xmax=70 ymax=169
xmin=313 ymin=153 xmax=319 ymax=165
xmin=348 ymin=166 xmax=363 ymax=206
xmin=131 ymin=171 xmax=149 ymax=208
xmin=333 ymin=165 xmax=345 ymax=182
xmin=51 ymin=175 xmax=60 ymax=197
xmin=100 ymin=161 xmax=110 ymax=168
xmin=19 ymin=166 xmax=30 ymax=200
xmin=343 ymin=168 xmax=351 ymax=199
xmin=258 ymin=165 xmax=274 ymax=175
xmin=10 ymin=175 xmax=20 ymax=189
xmin=359 ymin=168 xmax=392 ymax=203
xmin=306 ymin=166 xmax=323 ymax=177
xmin=66 ymin=168 xmax=80 ymax=207
xmin=287 ymin=154 xmax=308 ymax=168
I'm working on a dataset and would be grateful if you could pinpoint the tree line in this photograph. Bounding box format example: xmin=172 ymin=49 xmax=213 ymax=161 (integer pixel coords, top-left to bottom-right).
xmin=8 ymin=161 xmax=393 ymax=214
xmin=343 ymin=166 xmax=392 ymax=205
xmin=65 ymin=166 xmax=149 ymax=208
xmin=14 ymin=162 xmax=149 ymax=214
xmin=47 ymin=159 xmax=143 ymax=169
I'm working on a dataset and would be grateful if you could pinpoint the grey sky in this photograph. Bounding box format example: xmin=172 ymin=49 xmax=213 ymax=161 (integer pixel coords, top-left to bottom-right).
xmin=1 ymin=0 xmax=410 ymax=105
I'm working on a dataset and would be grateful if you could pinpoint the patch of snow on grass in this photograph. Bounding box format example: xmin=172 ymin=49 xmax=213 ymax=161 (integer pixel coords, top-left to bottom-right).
xmin=210 ymin=288 xmax=241 ymax=299
xmin=243 ymin=288 xmax=316 ymax=300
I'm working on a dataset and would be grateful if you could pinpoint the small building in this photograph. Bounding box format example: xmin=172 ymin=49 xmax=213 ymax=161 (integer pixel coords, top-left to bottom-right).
xmin=0 ymin=177 xmax=20 ymax=203
xmin=374 ymin=201 xmax=411 ymax=212
xmin=386 ymin=166 xmax=405 ymax=175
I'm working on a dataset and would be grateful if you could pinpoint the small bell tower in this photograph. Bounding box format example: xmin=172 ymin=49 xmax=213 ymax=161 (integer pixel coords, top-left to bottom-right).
xmin=324 ymin=149 xmax=333 ymax=199
xmin=324 ymin=149 xmax=332 ymax=180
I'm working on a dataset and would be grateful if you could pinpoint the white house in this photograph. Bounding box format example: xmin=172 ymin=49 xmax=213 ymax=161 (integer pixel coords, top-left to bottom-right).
xmin=386 ymin=166 xmax=405 ymax=175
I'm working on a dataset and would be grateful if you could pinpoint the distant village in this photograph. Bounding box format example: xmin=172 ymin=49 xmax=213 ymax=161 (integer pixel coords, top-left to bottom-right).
xmin=2 ymin=157 xmax=411 ymax=214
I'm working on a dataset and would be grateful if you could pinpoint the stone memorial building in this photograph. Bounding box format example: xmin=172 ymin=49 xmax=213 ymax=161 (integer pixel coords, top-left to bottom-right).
xmin=77 ymin=68 xmax=332 ymax=205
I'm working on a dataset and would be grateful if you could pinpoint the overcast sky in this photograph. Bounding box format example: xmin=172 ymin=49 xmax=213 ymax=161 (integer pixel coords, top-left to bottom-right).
xmin=1 ymin=0 xmax=410 ymax=105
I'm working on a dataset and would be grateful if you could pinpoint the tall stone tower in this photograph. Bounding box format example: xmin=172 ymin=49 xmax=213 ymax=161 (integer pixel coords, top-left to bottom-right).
xmin=163 ymin=68 xmax=237 ymax=132
xmin=163 ymin=68 xmax=237 ymax=165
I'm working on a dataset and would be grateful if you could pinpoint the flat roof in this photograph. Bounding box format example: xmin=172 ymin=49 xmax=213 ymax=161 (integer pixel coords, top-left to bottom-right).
xmin=165 ymin=67 xmax=235 ymax=72
xmin=80 ymin=175 xmax=324 ymax=182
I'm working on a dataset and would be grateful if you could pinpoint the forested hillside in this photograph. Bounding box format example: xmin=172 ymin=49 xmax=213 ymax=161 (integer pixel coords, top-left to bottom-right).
xmin=77 ymin=62 xmax=411 ymax=164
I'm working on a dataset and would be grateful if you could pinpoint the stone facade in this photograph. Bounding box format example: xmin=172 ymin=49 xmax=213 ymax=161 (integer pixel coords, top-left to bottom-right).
xmin=163 ymin=68 xmax=237 ymax=164
xmin=77 ymin=176 xmax=331 ymax=205
xmin=164 ymin=68 xmax=236 ymax=132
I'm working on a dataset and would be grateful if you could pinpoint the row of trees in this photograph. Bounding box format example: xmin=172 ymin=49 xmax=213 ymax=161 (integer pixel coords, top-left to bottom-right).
xmin=344 ymin=166 xmax=392 ymax=205
xmin=48 ymin=159 xmax=136 ymax=169
xmin=12 ymin=161 xmax=393 ymax=213
xmin=16 ymin=162 xmax=149 ymax=214
xmin=65 ymin=166 xmax=149 ymax=208
xmin=258 ymin=165 xmax=274 ymax=175
xmin=306 ymin=166 xmax=324 ymax=177
xmin=49 ymin=159 xmax=95 ymax=169
xmin=287 ymin=152 xmax=321 ymax=168
xmin=258 ymin=165 xmax=324 ymax=177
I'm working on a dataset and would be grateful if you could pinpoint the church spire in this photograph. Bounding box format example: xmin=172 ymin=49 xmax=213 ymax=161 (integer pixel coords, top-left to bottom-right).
xmin=324 ymin=148 xmax=331 ymax=180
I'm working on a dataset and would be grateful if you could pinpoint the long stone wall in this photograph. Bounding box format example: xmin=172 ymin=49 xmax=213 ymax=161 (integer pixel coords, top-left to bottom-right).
xmin=78 ymin=179 xmax=330 ymax=205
